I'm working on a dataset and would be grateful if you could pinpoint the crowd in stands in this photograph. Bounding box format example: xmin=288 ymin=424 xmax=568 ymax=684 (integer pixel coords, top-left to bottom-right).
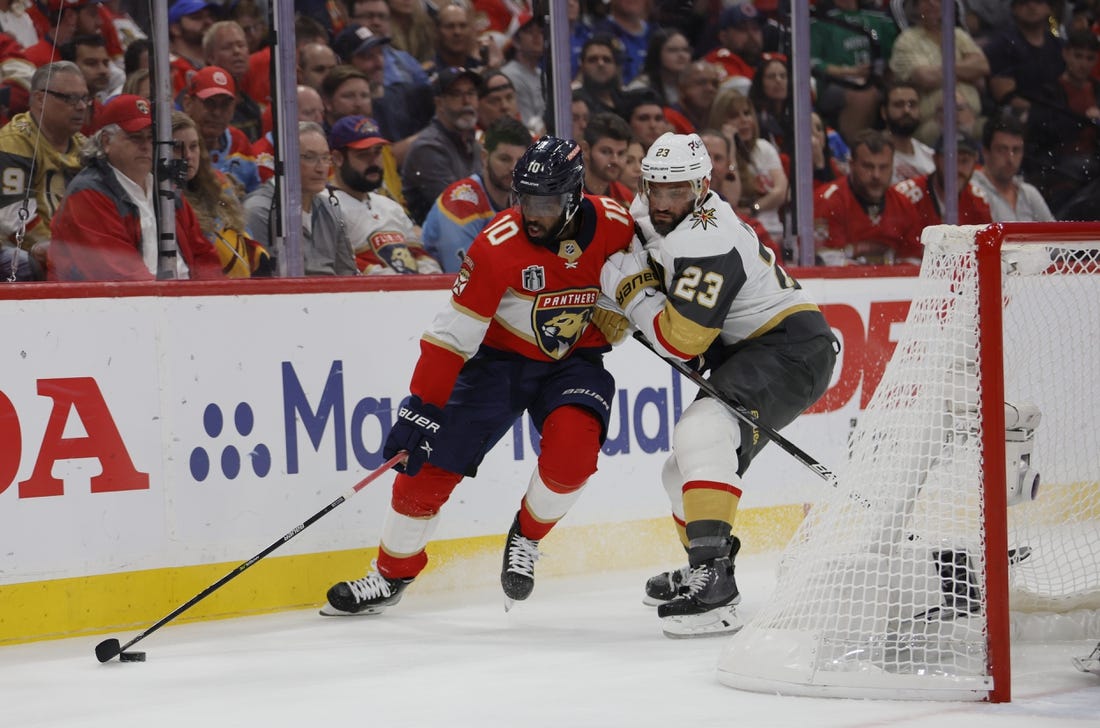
xmin=0 ymin=0 xmax=1097 ymax=281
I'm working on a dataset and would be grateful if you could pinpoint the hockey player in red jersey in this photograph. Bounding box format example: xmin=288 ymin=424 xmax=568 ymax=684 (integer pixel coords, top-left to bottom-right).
xmin=601 ymin=132 xmax=838 ymax=637
xmin=893 ymin=132 xmax=993 ymax=230
xmin=813 ymin=129 xmax=924 ymax=265
xmin=322 ymin=137 xmax=636 ymax=615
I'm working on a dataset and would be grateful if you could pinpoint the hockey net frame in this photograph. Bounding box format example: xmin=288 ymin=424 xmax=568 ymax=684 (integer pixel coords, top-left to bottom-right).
xmin=718 ymin=223 xmax=1100 ymax=703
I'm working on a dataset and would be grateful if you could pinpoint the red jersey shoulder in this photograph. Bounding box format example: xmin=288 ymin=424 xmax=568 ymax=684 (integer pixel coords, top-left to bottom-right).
xmin=584 ymin=194 xmax=634 ymax=255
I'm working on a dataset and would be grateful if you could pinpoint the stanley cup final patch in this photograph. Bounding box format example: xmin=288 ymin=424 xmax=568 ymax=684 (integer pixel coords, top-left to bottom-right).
xmin=522 ymin=264 xmax=546 ymax=292
xmin=531 ymin=288 xmax=599 ymax=358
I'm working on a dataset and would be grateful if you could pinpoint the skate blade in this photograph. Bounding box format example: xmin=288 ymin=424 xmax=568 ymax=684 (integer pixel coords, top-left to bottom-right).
xmin=642 ymin=595 xmax=668 ymax=607
xmin=1072 ymin=657 xmax=1099 ymax=675
xmin=661 ymin=605 xmax=743 ymax=639
xmin=504 ymin=597 xmax=516 ymax=613
xmin=319 ymin=602 xmax=387 ymax=617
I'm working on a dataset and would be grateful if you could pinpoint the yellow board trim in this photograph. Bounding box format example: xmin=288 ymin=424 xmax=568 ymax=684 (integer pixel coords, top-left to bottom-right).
xmin=0 ymin=503 xmax=809 ymax=646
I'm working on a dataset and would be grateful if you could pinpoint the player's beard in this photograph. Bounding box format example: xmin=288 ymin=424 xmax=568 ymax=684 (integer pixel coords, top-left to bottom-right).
xmin=651 ymin=209 xmax=688 ymax=236
xmin=341 ymin=160 xmax=384 ymax=193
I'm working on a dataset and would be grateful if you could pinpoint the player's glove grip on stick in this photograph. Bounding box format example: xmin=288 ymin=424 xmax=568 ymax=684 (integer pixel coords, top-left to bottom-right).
xmin=384 ymin=395 xmax=444 ymax=476
xmin=600 ymin=246 xmax=660 ymax=319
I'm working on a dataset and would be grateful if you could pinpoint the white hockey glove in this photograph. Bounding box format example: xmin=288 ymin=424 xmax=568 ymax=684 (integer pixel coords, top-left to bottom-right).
xmin=600 ymin=242 xmax=662 ymax=325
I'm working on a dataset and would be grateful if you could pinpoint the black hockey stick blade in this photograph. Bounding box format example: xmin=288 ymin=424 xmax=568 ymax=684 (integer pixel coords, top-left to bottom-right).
xmin=632 ymin=331 xmax=835 ymax=482
xmin=95 ymin=638 xmax=121 ymax=663
xmin=93 ymin=452 xmax=407 ymax=663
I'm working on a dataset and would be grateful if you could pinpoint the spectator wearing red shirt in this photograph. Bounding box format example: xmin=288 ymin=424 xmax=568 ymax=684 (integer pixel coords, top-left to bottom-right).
xmin=49 ymin=95 xmax=221 ymax=281
xmin=893 ymin=132 xmax=993 ymax=230
xmin=814 ymin=129 xmax=923 ymax=266
xmin=167 ymin=0 xmax=218 ymax=97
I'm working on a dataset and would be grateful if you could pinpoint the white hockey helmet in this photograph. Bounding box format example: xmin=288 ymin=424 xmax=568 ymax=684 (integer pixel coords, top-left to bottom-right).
xmin=641 ymin=132 xmax=712 ymax=202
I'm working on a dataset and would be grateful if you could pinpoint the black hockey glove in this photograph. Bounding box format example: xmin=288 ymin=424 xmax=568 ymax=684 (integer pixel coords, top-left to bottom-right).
xmin=687 ymin=338 xmax=727 ymax=374
xmin=384 ymin=395 xmax=445 ymax=476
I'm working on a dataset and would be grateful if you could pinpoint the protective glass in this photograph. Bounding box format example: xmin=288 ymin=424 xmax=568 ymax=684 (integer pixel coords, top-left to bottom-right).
xmin=515 ymin=191 xmax=570 ymax=218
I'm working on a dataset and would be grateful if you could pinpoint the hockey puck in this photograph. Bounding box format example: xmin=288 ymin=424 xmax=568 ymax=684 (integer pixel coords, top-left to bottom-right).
xmin=119 ymin=651 xmax=146 ymax=662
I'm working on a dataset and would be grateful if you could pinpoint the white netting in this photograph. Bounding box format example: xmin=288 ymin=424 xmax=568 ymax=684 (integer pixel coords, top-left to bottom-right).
xmin=719 ymin=225 xmax=1100 ymax=701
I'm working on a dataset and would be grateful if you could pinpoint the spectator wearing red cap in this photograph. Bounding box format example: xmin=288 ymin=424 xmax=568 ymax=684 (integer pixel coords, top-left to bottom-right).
xmin=49 ymin=94 xmax=222 ymax=281
xmin=203 ymin=20 xmax=263 ymax=143
xmin=328 ymin=115 xmax=441 ymax=275
xmin=180 ymin=65 xmax=261 ymax=193
xmin=0 ymin=61 xmax=87 ymax=272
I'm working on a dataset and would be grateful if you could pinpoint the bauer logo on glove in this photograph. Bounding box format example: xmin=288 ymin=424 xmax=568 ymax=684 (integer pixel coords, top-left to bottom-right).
xmin=615 ymin=269 xmax=660 ymax=309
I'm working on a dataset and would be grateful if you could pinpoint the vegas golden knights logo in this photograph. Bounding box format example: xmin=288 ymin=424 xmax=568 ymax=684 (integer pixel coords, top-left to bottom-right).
xmin=531 ymin=288 xmax=600 ymax=358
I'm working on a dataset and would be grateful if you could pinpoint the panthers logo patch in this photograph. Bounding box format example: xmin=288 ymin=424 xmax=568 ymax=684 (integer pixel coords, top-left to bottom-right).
xmin=369 ymin=231 xmax=417 ymax=273
xmin=531 ymin=288 xmax=599 ymax=358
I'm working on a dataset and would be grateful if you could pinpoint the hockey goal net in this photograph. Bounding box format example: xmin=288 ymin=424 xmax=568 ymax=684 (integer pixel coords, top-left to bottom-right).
xmin=718 ymin=223 xmax=1100 ymax=702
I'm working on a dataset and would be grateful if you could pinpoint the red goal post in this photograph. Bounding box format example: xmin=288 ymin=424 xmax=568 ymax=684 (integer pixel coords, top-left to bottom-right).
xmin=718 ymin=223 xmax=1100 ymax=703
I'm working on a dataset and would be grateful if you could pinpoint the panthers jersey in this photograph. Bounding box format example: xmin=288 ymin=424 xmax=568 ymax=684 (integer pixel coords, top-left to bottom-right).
xmin=893 ymin=174 xmax=993 ymax=229
xmin=630 ymin=192 xmax=824 ymax=360
xmin=411 ymin=194 xmax=635 ymax=407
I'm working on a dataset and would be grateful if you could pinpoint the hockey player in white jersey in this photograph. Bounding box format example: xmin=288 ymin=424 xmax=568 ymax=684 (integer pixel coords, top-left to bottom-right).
xmin=599 ymin=132 xmax=839 ymax=637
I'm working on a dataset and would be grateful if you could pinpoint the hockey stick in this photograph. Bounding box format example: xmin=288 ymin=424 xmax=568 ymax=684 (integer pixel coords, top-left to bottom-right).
xmin=94 ymin=452 xmax=407 ymax=663
xmin=632 ymin=331 xmax=834 ymax=482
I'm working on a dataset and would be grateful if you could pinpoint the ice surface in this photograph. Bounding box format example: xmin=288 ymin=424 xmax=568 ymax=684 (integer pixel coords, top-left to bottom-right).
xmin=2 ymin=553 xmax=1097 ymax=727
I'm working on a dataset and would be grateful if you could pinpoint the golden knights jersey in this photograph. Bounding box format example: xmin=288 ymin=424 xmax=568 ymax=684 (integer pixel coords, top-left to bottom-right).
xmin=629 ymin=192 xmax=821 ymax=359
xmin=410 ymin=194 xmax=635 ymax=407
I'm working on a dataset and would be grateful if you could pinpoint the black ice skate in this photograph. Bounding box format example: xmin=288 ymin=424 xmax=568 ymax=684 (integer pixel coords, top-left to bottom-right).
xmin=657 ymin=556 xmax=742 ymax=638
xmin=644 ymin=537 xmax=741 ymax=606
xmin=501 ymin=516 xmax=542 ymax=610
xmin=320 ymin=562 xmax=413 ymax=616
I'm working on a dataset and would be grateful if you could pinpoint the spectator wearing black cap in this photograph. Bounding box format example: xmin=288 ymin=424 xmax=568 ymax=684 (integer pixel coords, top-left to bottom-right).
xmin=349 ymin=0 xmax=434 ymax=96
xmin=501 ymin=12 xmax=546 ymax=135
xmin=893 ymin=132 xmax=993 ymax=229
xmin=476 ymin=70 xmax=521 ymax=133
xmin=704 ymin=3 xmax=765 ymax=96
xmin=421 ymin=116 xmax=531 ymax=273
xmin=334 ymin=22 xmax=434 ymax=166
xmin=401 ymin=67 xmax=484 ymax=225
